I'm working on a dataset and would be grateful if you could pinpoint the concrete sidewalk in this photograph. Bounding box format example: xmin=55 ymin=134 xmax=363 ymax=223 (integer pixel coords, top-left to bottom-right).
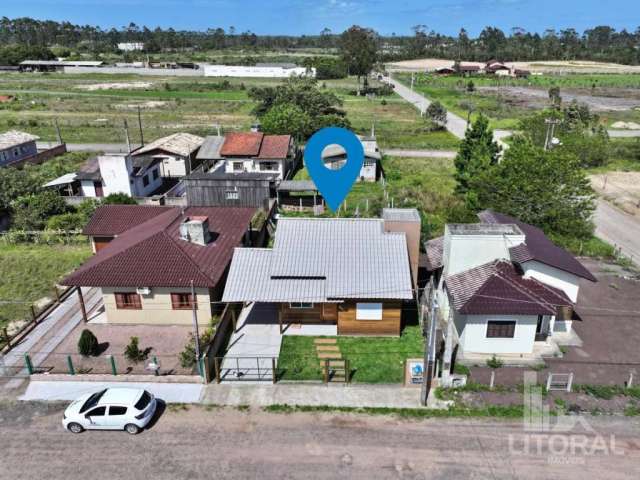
xmin=201 ymin=383 xmax=424 ymax=408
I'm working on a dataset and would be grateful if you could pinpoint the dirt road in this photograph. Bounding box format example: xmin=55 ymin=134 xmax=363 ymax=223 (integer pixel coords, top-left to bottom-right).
xmin=595 ymin=199 xmax=640 ymax=264
xmin=1 ymin=401 xmax=639 ymax=479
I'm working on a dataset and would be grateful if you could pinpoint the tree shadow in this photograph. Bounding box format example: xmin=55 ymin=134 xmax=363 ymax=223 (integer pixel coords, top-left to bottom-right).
xmin=95 ymin=342 xmax=110 ymax=356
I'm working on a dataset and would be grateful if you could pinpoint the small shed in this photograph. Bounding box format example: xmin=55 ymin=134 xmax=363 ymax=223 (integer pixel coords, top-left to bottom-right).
xmin=277 ymin=180 xmax=324 ymax=213
xmin=184 ymin=169 xmax=277 ymax=209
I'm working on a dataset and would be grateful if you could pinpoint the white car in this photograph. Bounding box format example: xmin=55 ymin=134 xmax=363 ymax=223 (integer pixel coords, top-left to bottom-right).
xmin=62 ymin=387 xmax=157 ymax=434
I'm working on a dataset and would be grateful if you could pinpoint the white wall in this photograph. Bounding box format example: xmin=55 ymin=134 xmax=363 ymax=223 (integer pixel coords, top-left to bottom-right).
xmin=132 ymin=165 xmax=162 ymax=196
xmin=457 ymin=313 xmax=538 ymax=354
xmin=223 ymin=158 xmax=286 ymax=180
xmin=157 ymin=155 xmax=187 ymax=177
xmin=204 ymin=65 xmax=315 ymax=78
xmin=98 ymin=155 xmax=133 ymax=196
xmin=521 ymin=260 xmax=580 ymax=303
xmin=80 ymin=179 xmax=97 ymax=197
xmin=443 ymin=228 xmax=525 ymax=277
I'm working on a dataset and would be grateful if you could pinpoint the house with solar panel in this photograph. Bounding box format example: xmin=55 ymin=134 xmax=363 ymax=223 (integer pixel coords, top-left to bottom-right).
xmin=424 ymin=210 xmax=596 ymax=362
xmin=222 ymin=209 xmax=421 ymax=336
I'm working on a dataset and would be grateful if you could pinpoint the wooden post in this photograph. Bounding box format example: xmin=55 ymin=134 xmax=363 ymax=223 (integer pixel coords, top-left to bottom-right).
xmin=278 ymin=307 xmax=283 ymax=334
xmin=214 ymin=357 xmax=221 ymax=384
xmin=77 ymin=287 xmax=88 ymax=323
xmin=271 ymin=357 xmax=277 ymax=384
xmin=54 ymin=286 xmax=61 ymax=303
xmin=323 ymin=359 xmax=329 ymax=384
xmin=231 ymin=307 xmax=237 ymax=333
xmin=345 ymin=359 xmax=350 ymax=384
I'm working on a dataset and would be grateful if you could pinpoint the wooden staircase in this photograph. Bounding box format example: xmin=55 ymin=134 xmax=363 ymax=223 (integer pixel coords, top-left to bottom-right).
xmin=314 ymin=338 xmax=349 ymax=383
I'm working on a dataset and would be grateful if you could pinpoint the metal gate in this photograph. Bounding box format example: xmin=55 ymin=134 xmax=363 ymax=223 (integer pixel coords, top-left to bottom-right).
xmin=211 ymin=356 xmax=278 ymax=383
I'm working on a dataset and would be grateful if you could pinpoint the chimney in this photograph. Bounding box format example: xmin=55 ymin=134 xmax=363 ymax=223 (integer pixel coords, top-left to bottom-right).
xmin=383 ymin=208 xmax=421 ymax=289
xmin=179 ymin=216 xmax=211 ymax=246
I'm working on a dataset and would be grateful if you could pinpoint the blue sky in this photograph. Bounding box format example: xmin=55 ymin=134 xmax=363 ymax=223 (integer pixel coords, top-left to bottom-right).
xmin=3 ymin=0 xmax=639 ymax=36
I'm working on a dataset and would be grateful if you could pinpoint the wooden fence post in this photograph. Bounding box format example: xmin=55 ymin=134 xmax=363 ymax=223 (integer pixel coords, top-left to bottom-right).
xmin=323 ymin=359 xmax=329 ymax=384
xmin=77 ymin=288 xmax=88 ymax=323
xmin=271 ymin=357 xmax=277 ymax=384
xmin=214 ymin=357 xmax=221 ymax=384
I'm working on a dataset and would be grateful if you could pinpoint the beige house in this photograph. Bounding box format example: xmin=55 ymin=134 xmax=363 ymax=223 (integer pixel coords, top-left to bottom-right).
xmin=63 ymin=205 xmax=258 ymax=325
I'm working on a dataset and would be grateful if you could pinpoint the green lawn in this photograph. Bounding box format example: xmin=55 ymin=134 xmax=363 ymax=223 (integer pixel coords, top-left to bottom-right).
xmin=0 ymin=243 xmax=92 ymax=328
xmin=278 ymin=325 xmax=424 ymax=384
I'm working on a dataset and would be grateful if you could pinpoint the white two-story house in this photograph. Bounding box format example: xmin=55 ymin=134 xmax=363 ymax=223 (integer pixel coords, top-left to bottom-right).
xmin=219 ymin=132 xmax=295 ymax=181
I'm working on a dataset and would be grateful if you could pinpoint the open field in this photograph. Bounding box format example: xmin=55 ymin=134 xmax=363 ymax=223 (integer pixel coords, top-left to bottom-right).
xmin=0 ymin=73 xmax=458 ymax=149
xmin=0 ymin=243 xmax=92 ymax=329
xmin=395 ymin=72 xmax=640 ymax=129
xmin=388 ymin=57 xmax=640 ymax=74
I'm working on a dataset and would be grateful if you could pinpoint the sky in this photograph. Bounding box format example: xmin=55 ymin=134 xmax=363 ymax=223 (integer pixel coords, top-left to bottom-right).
xmin=3 ymin=0 xmax=640 ymax=36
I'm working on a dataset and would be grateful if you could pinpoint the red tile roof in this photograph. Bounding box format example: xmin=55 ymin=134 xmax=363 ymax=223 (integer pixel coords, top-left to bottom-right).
xmin=257 ymin=135 xmax=291 ymax=159
xmin=83 ymin=205 xmax=173 ymax=236
xmin=220 ymin=132 xmax=264 ymax=156
xmin=65 ymin=206 xmax=256 ymax=288
xmin=445 ymin=260 xmax=572 ymax=316
xmin=478 ymin=210 xmax=596 ymax=281
xmin=219 ymin=132 xmax=292 ymax=159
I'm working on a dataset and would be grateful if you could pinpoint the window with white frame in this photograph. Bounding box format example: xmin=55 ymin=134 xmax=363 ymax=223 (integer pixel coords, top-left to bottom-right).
xmin=233 ymin=162 xmax=244 ymax=172
xmin=289 ymin=302 xmax=313 ymax=309
xmin=356 ymin=303 xmax=383 ymax=320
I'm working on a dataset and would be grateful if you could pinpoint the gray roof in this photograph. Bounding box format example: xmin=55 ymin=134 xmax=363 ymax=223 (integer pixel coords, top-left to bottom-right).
xmin=382 ymin=208 xmax=420 ymax=222
xmin=187 ymin=170 xmax=277 ymax=181
xmin=0 ymin=130 xmax=39 ymax=149
xmin=133 ymin=132 xmax=204 ymax=157
xmin=196 ymin=135 xmax=225 ymax=160
xmin=277 ymin=180 xmax=318 ymax=192
xmin=223 ymin=218 xmax=413 ymax=302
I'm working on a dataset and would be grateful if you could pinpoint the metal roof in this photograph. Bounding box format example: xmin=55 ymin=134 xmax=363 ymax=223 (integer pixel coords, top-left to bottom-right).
xmin=382 ymin=208 xmax=420 ymax=222
xmin=0 ymin=130 xmax=39 ymax=149
xmin=195 ymin=135 xmax=225 ymax=160
xmin=223 ymin=217 xmax=413 ymax=302
xmin=277 ymin=180 xmax=317 ymax=192
xmin=43 ymin=173 xmax=77 ymax=188
xmin=132 ymin=132 xmax=204 ymax=157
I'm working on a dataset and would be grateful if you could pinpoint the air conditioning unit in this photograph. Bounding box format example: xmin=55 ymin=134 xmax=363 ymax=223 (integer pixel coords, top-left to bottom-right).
xmin=136 ymin=287 xmax=151 ymax=296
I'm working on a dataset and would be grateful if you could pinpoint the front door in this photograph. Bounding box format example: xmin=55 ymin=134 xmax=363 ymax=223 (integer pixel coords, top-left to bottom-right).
xmin=535 ymin=315 xmax=549 ymax=341
xmin=94 ymin=181 xmax=104 ymax=197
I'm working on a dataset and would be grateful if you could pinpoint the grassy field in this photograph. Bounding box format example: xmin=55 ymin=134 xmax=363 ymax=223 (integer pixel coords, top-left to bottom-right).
xmin=289 ymin=155 xmax=460 ymax=238
xmin=0 ymin=73 xmax=458 ymax=149
xmin=395 ymin=72 xmax=640 ymax=130
xmin=278 ymin=325 xmax=424 ymax=383
xmin=0 ymin=243 xmax=92 ymax=329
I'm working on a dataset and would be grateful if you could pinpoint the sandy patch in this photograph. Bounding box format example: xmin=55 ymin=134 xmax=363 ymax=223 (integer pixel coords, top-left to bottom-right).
xmin=114 ymin=100 xmax=168 ymax=110
xmin=611 ymin=121 xmax=640 ymax=130
xmin=76 ymin=81 xmax=153 ymax=91
xmin=591 ymin=172 xmax=640 ymax=216
xmin=387 ymin=58 xmax=640 ymax=74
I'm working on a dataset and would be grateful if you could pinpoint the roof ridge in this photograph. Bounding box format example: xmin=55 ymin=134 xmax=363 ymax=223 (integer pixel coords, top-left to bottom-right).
xmin=161 ymin=220 xmax=219 ymax=285
xmin=493 ymin=263 xmax=557 ymax=309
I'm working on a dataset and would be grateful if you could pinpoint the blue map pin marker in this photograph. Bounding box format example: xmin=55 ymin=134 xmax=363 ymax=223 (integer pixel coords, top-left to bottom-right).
xmin=304 ymin=127 xmax=364 ymax=212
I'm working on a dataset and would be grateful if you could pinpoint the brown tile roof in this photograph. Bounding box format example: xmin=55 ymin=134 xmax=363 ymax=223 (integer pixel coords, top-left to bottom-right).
xmin=220 ymin=132 xmax=264 ymax=157
xmin=132 ymin=132 xmax=204 ymax=157
xmin=445 ymin=260 xmax=572 ymax=316
xmin=65 ymin=206 xmax=256 ymax=288
xmin=83 ymin=205 xmax=174 ymax=236
xmin=424 ymin=237 xmax=444 ymax=271
xmin=477 ymin=210 xmax=596 ymax=282
xmin=257 ymin=135 xmax=291 ymax=159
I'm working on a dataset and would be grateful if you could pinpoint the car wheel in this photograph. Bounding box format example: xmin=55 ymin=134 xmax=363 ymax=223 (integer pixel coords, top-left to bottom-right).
xmin=124 ymin=423 xmax=140 ymax=435
xmin=67 ymin=422 xmax=84 ymax=434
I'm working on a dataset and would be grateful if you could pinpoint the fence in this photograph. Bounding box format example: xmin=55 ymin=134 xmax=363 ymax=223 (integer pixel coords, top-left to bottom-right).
xmin=0 ymin=229 xmax=88 ymax=246
xmin=201 ymin=303 xmax=240 ymax=383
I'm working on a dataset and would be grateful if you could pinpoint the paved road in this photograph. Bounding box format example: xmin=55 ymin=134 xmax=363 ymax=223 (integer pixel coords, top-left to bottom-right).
xmin=595 ymin=199 xmax=640 ymax=264
xmin=1 ymin=402 xmax=638 ymax=479
xmin=608 ymin=130 xmax=640 ymax=138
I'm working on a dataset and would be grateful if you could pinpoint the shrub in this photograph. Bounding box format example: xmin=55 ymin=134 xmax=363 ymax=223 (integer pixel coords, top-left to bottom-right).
xmin=78 ymin=329 xmax=98 ymax=357
xmin=486 ymin=355 xmax=504 ymax=369
xmin=124 ymin=336 xmax=148 ymax=363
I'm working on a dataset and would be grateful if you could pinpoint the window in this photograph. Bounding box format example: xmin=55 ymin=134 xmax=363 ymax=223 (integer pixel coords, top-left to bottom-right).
xmin=114 ymin=292 xmax=142 ymax=310
xmin=259 ymin=161 xmax=279 ymax=171
xmin=225 ymin=189 xmax=239 ymax=200
xmin=152 ymin=168 xmax=159 ymax=180
xmin=109 ymin=406 xmax=127 ymax=416
xmin=79 ymin=389 xmax=107 ymax=413
xmin=86 ymin=406 xmax=106 ymax=417
xmin=171 ymin=292 xmax=196 ymax=310
xmin=135 ymin=391 xmax=152 ymax=410
xmin=486 ymin=321 xmax=516 ymax=338
xmin=142 ymin=174 xmax=149 ymax=187
xmin=289 ymin=302 xmax=313 ymax=309
xmin=233 ymin=162 xmax=244 ymax=172
xmin=356 ymin=303 xmax=383 ymax=320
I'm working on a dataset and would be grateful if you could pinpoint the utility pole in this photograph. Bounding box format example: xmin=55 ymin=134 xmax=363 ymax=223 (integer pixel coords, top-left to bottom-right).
xmin=190 ymin=280 xmax=201 ymax=373
xmin=54 ymin=118 xmax=63 ymax=145
xmin=123 ymin=119 xmax=132 ymax=154
xmin=137 ymin=106 xmax=144 ymax=146
xmin=543 ymin=118 xmax=561 ymax=151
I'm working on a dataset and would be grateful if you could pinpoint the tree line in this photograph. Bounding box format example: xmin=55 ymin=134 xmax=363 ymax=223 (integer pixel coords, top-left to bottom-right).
xmin=1 ymin=17 xmax=639 ymax=65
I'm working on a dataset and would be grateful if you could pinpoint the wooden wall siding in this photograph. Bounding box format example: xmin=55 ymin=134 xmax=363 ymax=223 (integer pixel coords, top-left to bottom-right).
xmin=185 ymin=178 xmax=273 ymax=208
xmin=337 ymin=301 xmax=402 ymax=336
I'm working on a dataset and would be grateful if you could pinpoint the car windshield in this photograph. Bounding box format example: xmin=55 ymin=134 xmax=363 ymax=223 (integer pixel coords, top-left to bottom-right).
xmin=79 ymin=389 xmax=107 ymax=413
xmin=134 ymin=390 xmax=151 ymax=410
